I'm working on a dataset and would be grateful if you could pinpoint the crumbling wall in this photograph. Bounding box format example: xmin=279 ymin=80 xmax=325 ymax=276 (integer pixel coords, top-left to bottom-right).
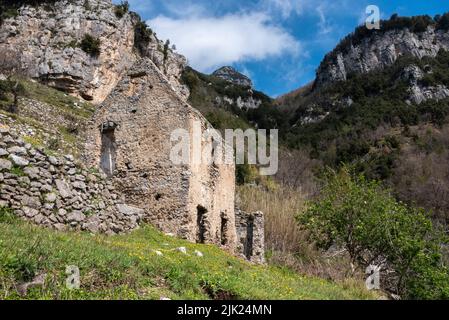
xmin=235 ymin=209 xmax=265 ymax=264
xmin=84 ymin=58 xmax=237 ymax=249
xmin=186 ymin=118 xmax=236 ymax=248
xmin=0 ymin=124 xmax=144 ymax=234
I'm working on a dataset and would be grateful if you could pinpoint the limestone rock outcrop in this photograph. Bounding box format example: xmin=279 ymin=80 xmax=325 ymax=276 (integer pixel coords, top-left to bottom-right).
xmin=316 ymin=27 xmax=449 ymax=88
xmin=399 ymin=64 xmax=449 ymax=104
xmin=0 ymin=0 xmax=189 ymax=103
xmin=214 ymin=95 xmax=262 ymax=110
xmin=212 ymin=66 xmax=253 ymax=88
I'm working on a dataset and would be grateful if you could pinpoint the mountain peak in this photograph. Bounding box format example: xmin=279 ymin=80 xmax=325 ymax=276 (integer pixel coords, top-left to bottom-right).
xmin=212 ymin=66 xmax=253 ymax=88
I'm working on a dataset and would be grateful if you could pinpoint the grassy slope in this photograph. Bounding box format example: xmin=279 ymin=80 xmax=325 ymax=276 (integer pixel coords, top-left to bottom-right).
xmin=1 ymin=79 xmax=95 ymax=157
xmin=0 ymin=216 xmax=376 ymax=300
xmin=20 ymin=79 xmax=96 ymax=119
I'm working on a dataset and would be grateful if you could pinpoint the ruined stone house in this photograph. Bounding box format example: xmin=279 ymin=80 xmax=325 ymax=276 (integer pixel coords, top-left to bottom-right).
xmin=84 ymin=58 xmax=238 ymax=249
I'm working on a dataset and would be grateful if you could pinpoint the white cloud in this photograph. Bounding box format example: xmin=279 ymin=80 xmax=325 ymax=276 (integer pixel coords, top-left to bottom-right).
xmin=261 ymin=0 xmax=308 ymax=18
xmin=316 ymin=5 xmax=333 ymax=35
xmin=235 ymin=64 xmax=254 ymax=81
xmin=148 ymin=12 xmax=301 ymax=72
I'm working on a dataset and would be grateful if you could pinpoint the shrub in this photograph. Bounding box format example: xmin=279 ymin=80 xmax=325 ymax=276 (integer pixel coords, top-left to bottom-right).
xmin=0 ymin=7 xmax=19 ymax=25
xmin=114 ymin=1 xmax=129 ymax=19
xmin=83 ymin=0 xmax=91 ymax=11
xmin=236 ymin=164 xmax=258 ymax=185
xmin=80 ymin=34 xmax=101 ymax=57
xmin=181 ymin=68 xmax=199 ymax=88
xmin=297 ymin=166 xmax=449 ymax=299
xmin=436 ymin=12 xmax=449 ymax=30
xmin=134 ymin=21 xmax=153 ymax=55
xmin=163 ymin=39 xmax=170 ymax=62
xmin=0 ymin=80 xmax=12 ymax=101
xmin=0 ymin=79 xmax=25 ymax=113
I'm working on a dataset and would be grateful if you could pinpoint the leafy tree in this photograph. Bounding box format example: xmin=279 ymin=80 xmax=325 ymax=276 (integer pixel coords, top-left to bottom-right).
xmin=163 ymin=39 xmax=170 ymax=62
xmin=0 ymin=49 xmax=25 ymax=113
xmin=297 ymin=166 xmax=449 ymax=299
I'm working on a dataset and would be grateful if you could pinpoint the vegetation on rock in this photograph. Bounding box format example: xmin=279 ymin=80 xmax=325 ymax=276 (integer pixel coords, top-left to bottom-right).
xmin=0 ymin=0 xmax=57 ymax=25
xmin=114 ymin=0 xmax=129 ymax=19
xmin=182 ymin=67 xmax=288 ymax=135
xmin=133 ymin=20 xmax=153 ymax=55
xmin=322 ymin=12 xmax=449 ymax=65
xmin=80 ymin=34 xmax=101 ymax=57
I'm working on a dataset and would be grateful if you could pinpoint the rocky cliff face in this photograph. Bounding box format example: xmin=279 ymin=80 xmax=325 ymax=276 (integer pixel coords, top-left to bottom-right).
xmin=400 ymin=64 xmax=449 ymax=105
xmin=0 ymin=0 xmax=189 ymax=103
xmin=214 ymin=94 xmax=262 ymax=110
xmin=316 ymin=26 xmax=449 ymax=88
xmin=211 ymin=67 xmax=264 ymax=109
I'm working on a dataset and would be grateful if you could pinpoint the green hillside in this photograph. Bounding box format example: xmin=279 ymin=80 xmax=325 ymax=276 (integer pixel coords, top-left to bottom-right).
xmin=182 ymin=67 xmax=288 ymax=133
xmin=277 ymin=50 xmax=449 ymax=223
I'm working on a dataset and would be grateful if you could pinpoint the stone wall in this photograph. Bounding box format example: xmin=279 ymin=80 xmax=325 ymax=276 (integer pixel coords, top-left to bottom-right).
xmin=235 ymin=209 xmax=265 ymax=264
xmin=0 ymin=124 xmax=144 ymax=234
xmin=84 ymin=57 xmax=237 ymax=250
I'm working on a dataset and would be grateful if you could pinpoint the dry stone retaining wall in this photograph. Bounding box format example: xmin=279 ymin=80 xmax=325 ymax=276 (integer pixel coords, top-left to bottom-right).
xmin=0 ymin=124 xmax=144 ymax=234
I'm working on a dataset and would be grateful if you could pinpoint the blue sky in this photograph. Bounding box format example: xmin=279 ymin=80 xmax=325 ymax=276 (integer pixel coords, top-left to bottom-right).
xmin=115 ymin=0 xmax=448 ymax=97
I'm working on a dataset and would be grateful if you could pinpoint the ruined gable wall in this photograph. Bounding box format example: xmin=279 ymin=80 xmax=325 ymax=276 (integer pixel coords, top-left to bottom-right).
xmin=84 ymin=59 xmax=190 ymax=237
xmin=84 ymin=58 xmax=236 ymax=248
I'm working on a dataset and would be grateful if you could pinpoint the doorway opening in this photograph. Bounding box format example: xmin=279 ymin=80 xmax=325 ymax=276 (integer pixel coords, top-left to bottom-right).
xmin=220 ymin=213 xmax=229 ymax=246
xmin=244 ymin=215 xmax=254 ymax=260
xmin=196 ymin=205 xmax=208 ymax=244
xmin=100 ymin=122 xmax=117 ymax=177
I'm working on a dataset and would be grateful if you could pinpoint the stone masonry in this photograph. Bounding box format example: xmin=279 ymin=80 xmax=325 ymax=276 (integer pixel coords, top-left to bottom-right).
xmin=0 ymin=124 xmax=144 ymax=234
xmin=84 ymin=58 xmax=238 ymax=250
xmin=235 ymin=209 xmax=265 ymax=264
